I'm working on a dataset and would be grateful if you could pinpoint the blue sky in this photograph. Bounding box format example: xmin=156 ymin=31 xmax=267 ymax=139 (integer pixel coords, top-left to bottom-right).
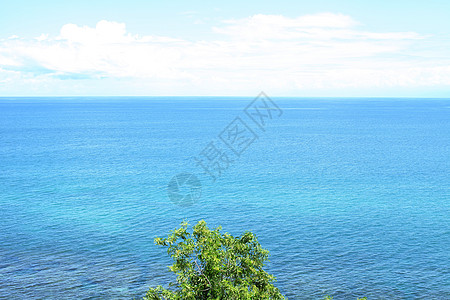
xmin=1 ymin=0 xmax=449 ymax=96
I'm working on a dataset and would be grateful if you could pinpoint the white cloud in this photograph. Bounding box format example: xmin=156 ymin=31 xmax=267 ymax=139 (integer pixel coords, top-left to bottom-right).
xmin=213 ymin=13 xmax=422 ymax=42
xmin=222 ymin=13 xmax=358 ymax=29
xmin=59 ymin=20 xmax=131 ymax=44
xmin=35 ymin=34 xmax=49 ymax=41
xmin=0 ymin=15 xmax=449 ymax=95
xmin=213 ymin=13 xmax=360 ymax=40
xmin=2 ymin=20 xmax=191 ymax=80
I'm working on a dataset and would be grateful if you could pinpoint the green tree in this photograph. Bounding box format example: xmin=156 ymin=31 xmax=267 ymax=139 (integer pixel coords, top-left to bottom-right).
xmin=144 ymin=220 xmax=286 ymax=300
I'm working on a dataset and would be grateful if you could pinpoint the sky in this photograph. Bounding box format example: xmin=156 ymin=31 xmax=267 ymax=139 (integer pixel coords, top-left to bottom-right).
xmin=0 ymin=0 xmax=449 ymax=97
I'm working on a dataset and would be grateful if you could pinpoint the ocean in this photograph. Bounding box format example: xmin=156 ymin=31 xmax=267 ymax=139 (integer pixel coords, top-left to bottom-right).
xmin=0 ymin=97 xmax=449 ymax=299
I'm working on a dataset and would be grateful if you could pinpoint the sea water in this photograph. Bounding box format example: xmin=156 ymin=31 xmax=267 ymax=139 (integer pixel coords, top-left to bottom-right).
xmin=0 ymin=97 xmax=449 ymax=299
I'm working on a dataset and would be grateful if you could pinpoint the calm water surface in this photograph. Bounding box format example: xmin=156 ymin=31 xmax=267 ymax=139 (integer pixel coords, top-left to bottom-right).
xmin=0 ymin=97 xmax=449 ymax=299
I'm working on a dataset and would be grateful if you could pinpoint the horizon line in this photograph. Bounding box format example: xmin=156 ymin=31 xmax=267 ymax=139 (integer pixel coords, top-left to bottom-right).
xmin=1 ymin=95 xmax=450 ymax=99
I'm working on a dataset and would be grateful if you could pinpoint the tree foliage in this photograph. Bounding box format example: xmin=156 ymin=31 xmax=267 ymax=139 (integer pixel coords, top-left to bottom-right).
xmin=144 ymin=220 xmax=286 ymax=300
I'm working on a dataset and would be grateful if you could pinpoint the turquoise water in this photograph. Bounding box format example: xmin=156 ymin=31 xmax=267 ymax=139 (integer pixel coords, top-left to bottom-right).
xmin=0 ymin=97 xmax=449 ymax=299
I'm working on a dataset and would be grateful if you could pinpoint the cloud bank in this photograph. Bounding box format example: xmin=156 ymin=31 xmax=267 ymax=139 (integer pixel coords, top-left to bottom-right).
xmin=1 ymin=13 xmax=449 ymax=95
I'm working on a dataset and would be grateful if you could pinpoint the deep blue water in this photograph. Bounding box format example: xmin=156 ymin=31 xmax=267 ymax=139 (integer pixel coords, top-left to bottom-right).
xmin=0 ymin=97 xmax=449 ymax=299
